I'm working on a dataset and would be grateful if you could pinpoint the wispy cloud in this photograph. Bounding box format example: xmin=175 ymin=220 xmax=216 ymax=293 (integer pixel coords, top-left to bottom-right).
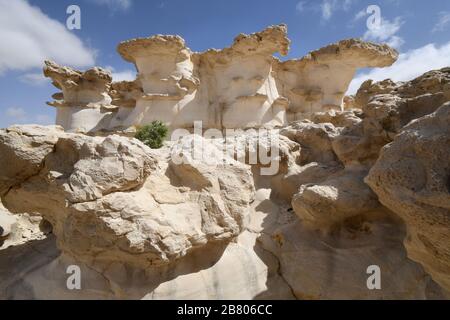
xmin=432 ymin=11 xmax=450 ymax=33
xmin=321 ymin=1 xmax=334 ymax=20
xmin=363 ymin=16 xmax=405 ymax=49
xmin=19 ymin=73 xmax=49 ymax=86
xmin=104 ymin=66 xmax=136 ymax=82
xmin=3 ymin=107 xmax=53 ymax=126
xmin=353 ymin=9 xmax=367 ymax=22
xmin=0 ymin=0 xmax=95 ymax=75
xmin=320 ymin=0 xmax=354 ymax=20
xmin=295 ymin=1 xmax=307 ymax=13
xmin=295 ymin=0 xmax=354 ymax=20
xmin=348 ymin=41 xmax=450 ymax=94
xmin=111 ymin=70 xmax=135 ymax=82
xmin=6 ymin=107 xmax=27 ymax=121
xmin=88 ymin=0 xmax=132 ymax=12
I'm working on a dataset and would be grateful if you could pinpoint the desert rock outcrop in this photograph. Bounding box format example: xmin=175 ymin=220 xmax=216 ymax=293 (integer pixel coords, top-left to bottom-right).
xmin=366 ymin=102 xmax=450 ymax=291
xmin=1 ymin=127 xmax=255 ymax=268
xmin=43 ymin=25 xmax=398 ymax=133
xmin=1 ymin=25 xmax=449 ymax=300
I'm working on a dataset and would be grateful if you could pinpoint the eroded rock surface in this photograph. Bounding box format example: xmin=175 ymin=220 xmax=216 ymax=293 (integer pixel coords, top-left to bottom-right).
xmin=366 ymin=102 xmax=450 ymax=291
xmin=1 ymin=127 xmax=254 ymax=268
xmin=1 ymin=38 xmax=449 ymax=299
xmin=43 ymin=25 xmax=398 ymax=133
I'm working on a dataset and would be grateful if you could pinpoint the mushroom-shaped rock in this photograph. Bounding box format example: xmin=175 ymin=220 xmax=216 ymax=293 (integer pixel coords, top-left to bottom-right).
xmin=117 ymin=35 xmax=199 ymax=129
xmin=43 ymin=61 xmax=115 ymax=133
xmin=117 ymin=35 xmax=197 ymax=96
xmin=41 ymin=25 xmax=402 ymax=133
xmin=275 ymin=39 xmax=398 ymax=119
xmin=223 ymin=23 xmax=290 ymax=57
xmin=44 ymin=60 xmax=113 ymax=107
xmin=200 ymin=24 xmax=291 ymax=129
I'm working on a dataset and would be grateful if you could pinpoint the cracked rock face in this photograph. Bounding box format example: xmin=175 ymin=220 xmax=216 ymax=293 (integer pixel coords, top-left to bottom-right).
xmin=0 ymin=125 xmax=63 ymax=196
xmin=1 ymin=127 xmax=254 ymax=268
xmin=366 ymin=102 xmax=450 ymax=291
xmin=1 ymin=47 xmax=450 ymax=298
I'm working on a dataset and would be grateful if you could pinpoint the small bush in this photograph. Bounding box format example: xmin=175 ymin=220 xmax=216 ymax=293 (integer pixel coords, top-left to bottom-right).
xmin=135 ymin=121 xmax=168 ymax=149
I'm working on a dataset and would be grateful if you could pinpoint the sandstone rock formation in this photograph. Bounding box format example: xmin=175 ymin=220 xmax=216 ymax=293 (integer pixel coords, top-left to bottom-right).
xmin=43 ymin=61 xmax=116 ymax=133
xmin=275 ymin=39 xmax=397 ymax=120
xmin=0 ymin=118 xmax=446 ymax=299
xmin=1 ymin=25 xmax=449 ymax=300
xmin=0 ymin=124 xmax=62 ymax=196
xmin=0 ymin=126 xmax=255 ymax=268
xmin=366 ymin=102 xmax=450 ymax=291
xmin=0 ymin=204 xmax=47 ymax=250
xmin=43 ymin=25 xmax=398 ymax=133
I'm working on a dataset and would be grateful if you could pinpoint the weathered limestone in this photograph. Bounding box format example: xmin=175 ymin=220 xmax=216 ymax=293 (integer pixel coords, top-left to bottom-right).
xmin=116 ymin=25 xmax=290 ymax=129
xmin=0 ymin=231 xmax=293 ymax=300
xmin=278 ymin=118 xmax=381 ymax=230
xmin=43 ymin=25 xmax=398 ymax=133
xmin=2 ymin=20 xmax=450 ymax=298
xmin=117 ymin=35 xmax=200 ymax=128
xmin=110 ymin=80 xmax=142 ymax=109
xmin=1 ymin=127 xmax=255 ymax=268
xmin=0 ymin=204 xmax=15 ymax=240
xmin=0 ymin=125 xmax=63 ymax=196
xmin=43 ymin=61 xmax=116 ymax=133
xmin=366 ymin=102 xmax=450 ymax=291
xmin=275 ymin=39 xmax=398 ymax=120
xmin=1 ymin=104 xmax=449 ymax=298
xmin=258 ymin=207 xmax=444 ymax=299
xmin=292 ymin=169 xmax=380 ymax=229
xmin=285 ymin=68 xmax=449 ymax=230
xmin=0 ymin=210 xmax=47 ymax=250
xmin=197 ymin=24 xmax=290 ymax=129
xmin=334 ymin=67 xmax=450 ymax=168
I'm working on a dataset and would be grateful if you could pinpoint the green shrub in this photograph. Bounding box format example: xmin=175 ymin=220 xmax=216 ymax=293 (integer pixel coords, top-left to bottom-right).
xmin=135 ymin=121 xmax=168 ymax=149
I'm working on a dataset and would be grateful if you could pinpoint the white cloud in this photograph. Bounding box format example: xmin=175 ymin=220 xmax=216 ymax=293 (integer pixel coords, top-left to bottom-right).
xmin=4 ymin=107 xmax=53 ymax=126
xmin=353 ymin=9 xmax=369 ymax=22
xmin=295 ymin=1 xmax=306 ymax=13
xmin=433 ymin=11 xmax=450 ymax=33
xmin=0 ymin=0 xmax=95 ymax=75
xmin=112 ymin=70 xmax=135 ymax=82
xmin=19 ymin=73 xmax=49 ymax=86
xmin=386 ymin=35 xmax=405 ymax=49
xmin=89 ymin=0 xmax=132 ymax=12
xmin=353 ymin=9 xmax=367 ymax=22
xmin=348 ymin=41 xmax=450 ymax=94
xmin=363 ymin=17 xmax=403 ymax=42
xmin=363 ymin=16 xmax=404 ymax=49
xmin=321 ymin=1 xmax=334 ymax=20
xmin=6 ymin=107 xmax=27 ymax=121
xmin=320 ymin=0 xmax=354 ymax=20
xmin=342 ymin=0 xmax=354 ymax=11
xmin=104 ymin=66 xmax=135 ymax=82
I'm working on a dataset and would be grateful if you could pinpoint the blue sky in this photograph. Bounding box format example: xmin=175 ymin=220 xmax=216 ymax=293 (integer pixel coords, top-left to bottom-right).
xmin=1 ymin=0 xmax=450 ymax=128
